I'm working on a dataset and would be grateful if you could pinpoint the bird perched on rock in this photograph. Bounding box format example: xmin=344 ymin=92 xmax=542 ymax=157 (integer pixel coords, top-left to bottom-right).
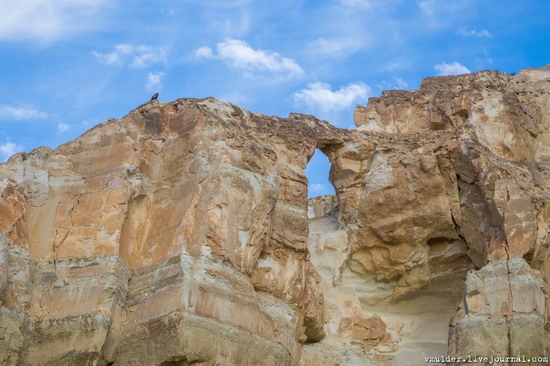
xmin=150 ymin=93 xmax=159 ymax=101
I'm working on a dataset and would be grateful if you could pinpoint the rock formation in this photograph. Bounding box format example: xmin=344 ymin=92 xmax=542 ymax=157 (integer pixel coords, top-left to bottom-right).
xmin=1 ymin=65 xmax=550 ymax=365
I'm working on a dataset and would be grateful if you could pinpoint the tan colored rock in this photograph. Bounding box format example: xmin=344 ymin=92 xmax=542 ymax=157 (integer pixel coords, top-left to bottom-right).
xmin=307 ymin=194 xmax=338 ymax=219
xmin=341 ymin=65 xmax=550 ymax=364
xmin=307 ymin=65 xmax=550 ymax=364
xmin=306 ymin=197 xmax=465 ymax=365
xmin=1 ymin=65 xmax=550 ymax=365
xmin=449 ymin=258 xmax=548 ymax=363
xmin=0 ymin=98 xmax=332 ymax=365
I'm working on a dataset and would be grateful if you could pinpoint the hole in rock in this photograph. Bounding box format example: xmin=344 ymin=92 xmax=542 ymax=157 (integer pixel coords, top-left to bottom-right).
xmin=523 ymin=250 xmax=534 ymax=262
xmin=306 ymin=148 xmax=337 ymax=220
xmin=306 ymin=148 xmax=334 ymax=199
xmin=304 ymin=146 xmax=473 ymax=362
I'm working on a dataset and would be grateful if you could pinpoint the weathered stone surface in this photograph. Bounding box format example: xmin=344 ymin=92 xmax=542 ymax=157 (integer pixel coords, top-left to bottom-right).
xmin=1 ymin=65 xmax=550 ymax=365
xmin=305 ymin=197 xmax=465 ymax=365
xmin=307 ymin=194 xmax=338 ymax=219
xmin=448 ymin=258 xmax=548 ymax=363
xmin=330 ymin=65 xmax=550 ymax=364
xmin=302 ymin=65 xmax=550 ymax=364
xmin=0 ymin=98 xmax=333 ymax=365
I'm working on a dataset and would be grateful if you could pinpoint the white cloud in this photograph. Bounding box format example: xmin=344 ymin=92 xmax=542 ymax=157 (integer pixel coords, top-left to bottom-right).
xmin=309 ymin=183 xmax=327 ymax=194
xmin=215 ymin=13 xmax=251 ymax=38
xmin=146 ymin=72 xmax=164 ymax=90
xmin=293 ymin=82 xmax=370 ymax=112
xmin=377 ymin=77 xmax=409 ymax=91
xmin=92 ymin=44 xmax=166 ymax=69
xmin=195 ymin=39 xmax=304 ymax=80
xmin=308 ymin=38 xmax=344 ymax=54
xmin=217 ymin=39 xmax=303 ymax=78
xmin=482 ymin=47 xmax=494 ymax=64
xmin=187 ymin=0 xmax=251 ymax=8
xmin=130 ymin=46 xmax=166 ymax=69
xmin=57 ymin=123 xmax=71 ymax=133
xmin=0 ymin=105 xmax=48 ymax=120
xmin=91 ymin=43 xmax=133 ymax=65
xmin=384 ymin=62 xmax=409 ymax=72
xmin=393 ymin=77 xmax=408 ymax=89
xmin=417 ymin=0 xmax=436 ymax=16
xmin=306 ymin=37 xmax=363 ymax=57
xmin=193 ymin=46 xmax=214 ymax=58
xmin=456 ymin=26 xmax=492 ymax=39
xmin=91 ymin=51 xmax=120 ymax=65
xmin=0 ymin=141 xmax=24 ymax=161
xmin=0 ymin=0 xmax=110 ymax=43
xmin=434 ymin=61 xmax=471 ymax=76
xmin=339 ymin=0 xmax=372 ymax=9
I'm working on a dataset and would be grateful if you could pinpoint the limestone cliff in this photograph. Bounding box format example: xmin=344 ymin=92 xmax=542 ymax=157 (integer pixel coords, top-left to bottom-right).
xmin=1 ymin=65 xmax=550 ymax=365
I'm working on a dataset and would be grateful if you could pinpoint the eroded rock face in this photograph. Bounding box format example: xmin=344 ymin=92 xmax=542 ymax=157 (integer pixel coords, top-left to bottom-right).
xmin=321 ymin=65 xmax=550 ymax=364
xmin=1 ymin=65 xmax=550 ymax=365
xmin=0 ymin=99 xmax=335 ymax=365
xmin=449 ymin=258 xmax=547 ymax=359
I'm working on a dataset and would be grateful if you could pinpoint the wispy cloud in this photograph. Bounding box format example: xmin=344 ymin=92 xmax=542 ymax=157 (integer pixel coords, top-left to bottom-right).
xmin=193 ymin=46 xmax=214 ymax=58
xmin=188 ymin=0 xmax=251 ymax=9
xmin=456 ymin=26 xmax=492 ymax=39
xmin=417 ymin=0 xmax=436 ymax=16
xmin=306 ymin=37 xmax=363 ymax=57
xmin=434 ymin=61 xmax=471 ymax=76
xmin=194 ymin=39 xmax=304 ymax=80
xmin=293 ymin=82 xmax=370 ymax=112
xmin=377 ymin=77 xmax=409 ymax=91
xmin=393 ymin=77 xmax=408 ymax=89
xmin=0 ymin=0 xmax=111 ymax=43
xmin=92 ymin=44 xmax=132 ymax=65
xmin=131 ymin=47 xmax=166 ymax=69
xmin=338 ymin=0 xmax=372 ymax=9
xmin=57 ymin=123 xmax=71 ymax=133
xmin=482 ymin=47 xmax=494 ymax=64
xmin=309 ymin=183 xmax=328 ymax=194
xmin=214 ymin=13 xmax=251 ymax=38
xmin=0 ymin=141 xmax=24 ymax=161
xmin=0 ymin=105 xmax=48 ymax=120
xmin=92 ymin=44 xmax=166 ymax=69
xmin=383 ymin=62 xmax=409 ymax=72
xmin=146 ymin=72 xmax=164 ymax=90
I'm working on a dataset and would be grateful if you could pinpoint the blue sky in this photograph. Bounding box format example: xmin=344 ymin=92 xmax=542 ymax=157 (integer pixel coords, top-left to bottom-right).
xmin=1 ymin=0 xmax=549 ymax=197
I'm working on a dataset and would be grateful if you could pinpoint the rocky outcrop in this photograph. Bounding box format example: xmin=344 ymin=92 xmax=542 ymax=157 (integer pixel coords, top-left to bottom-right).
xmin=333 ymin=66 xmax=550 ymax=364
xmin=1 ymin=65 xmax=550 ymax=365
xmin=0 ymin=99 xmax=333 ymax=365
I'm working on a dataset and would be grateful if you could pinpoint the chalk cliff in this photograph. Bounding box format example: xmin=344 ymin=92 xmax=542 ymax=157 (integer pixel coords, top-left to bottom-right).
xmin=1 ymin=65 xmax=550 ymax=365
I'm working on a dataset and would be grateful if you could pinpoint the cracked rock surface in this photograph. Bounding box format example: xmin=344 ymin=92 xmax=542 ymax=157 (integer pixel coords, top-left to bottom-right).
xmin=1 ymin=65 xmax=550 ymax=365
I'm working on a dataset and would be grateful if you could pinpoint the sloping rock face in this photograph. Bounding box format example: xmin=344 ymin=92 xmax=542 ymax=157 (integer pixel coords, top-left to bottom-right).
xmin=1 ymin=65 xmax=550 ymax=365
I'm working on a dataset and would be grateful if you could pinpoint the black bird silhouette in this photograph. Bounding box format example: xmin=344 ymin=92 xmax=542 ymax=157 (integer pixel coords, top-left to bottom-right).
xmin=150 ymin=93 xmax=159 ymax=101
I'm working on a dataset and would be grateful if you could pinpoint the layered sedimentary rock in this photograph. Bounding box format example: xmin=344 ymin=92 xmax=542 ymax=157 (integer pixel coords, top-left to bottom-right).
xmin=0 ymin=99 xmax=331 ymax=365
xmin=1 ymin=65 xmax=550 ymax=365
